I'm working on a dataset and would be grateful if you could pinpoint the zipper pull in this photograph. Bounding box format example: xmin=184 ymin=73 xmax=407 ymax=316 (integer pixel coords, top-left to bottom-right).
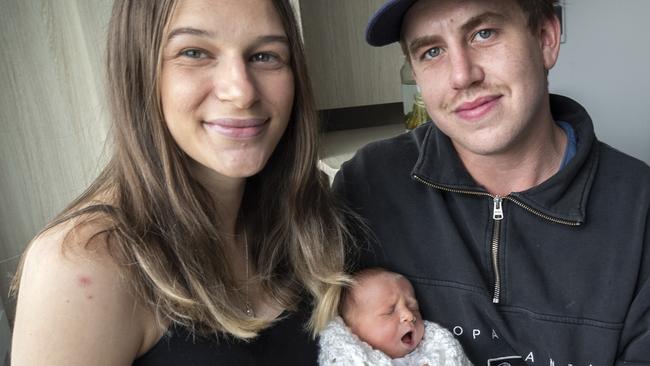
xmin=493 ymin=196 xmax=504 ymax=220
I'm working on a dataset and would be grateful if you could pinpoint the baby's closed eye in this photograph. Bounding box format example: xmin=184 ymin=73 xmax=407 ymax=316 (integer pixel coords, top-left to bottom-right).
xmin=382 ymin=305 xmax=396 ymax=316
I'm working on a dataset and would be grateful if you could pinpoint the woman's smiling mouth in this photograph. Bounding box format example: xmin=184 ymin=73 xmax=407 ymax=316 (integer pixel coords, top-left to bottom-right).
xmin=204 ymin=118 xmax=269 ymax=138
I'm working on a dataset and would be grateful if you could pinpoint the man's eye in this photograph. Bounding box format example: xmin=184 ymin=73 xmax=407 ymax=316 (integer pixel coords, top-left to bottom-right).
xmin=423 ymin=47 xmax=441 ymax=60
xmin=180 ymin=49 xmax=205 ymax=59
xmin=475 ymin=29 xmax=494 ymax=41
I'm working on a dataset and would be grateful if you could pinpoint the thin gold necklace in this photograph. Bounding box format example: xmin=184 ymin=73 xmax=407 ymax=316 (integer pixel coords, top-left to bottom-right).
xmin=243 ymin=231 xmax=255 ymax=318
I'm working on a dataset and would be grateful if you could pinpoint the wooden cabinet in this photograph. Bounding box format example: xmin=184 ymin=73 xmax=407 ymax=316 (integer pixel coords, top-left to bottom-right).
xmin=288 ymin=1 xmax=407 ymax=179
xmin=293 ymin=0 xmax=404 ymax=110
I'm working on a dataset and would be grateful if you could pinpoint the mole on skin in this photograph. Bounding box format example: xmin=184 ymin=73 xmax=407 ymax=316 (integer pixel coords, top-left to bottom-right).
xmin=77 ymin=276 xmax=92 ymax=287
xmin=77 ymin=276 xmax=94 ymax=300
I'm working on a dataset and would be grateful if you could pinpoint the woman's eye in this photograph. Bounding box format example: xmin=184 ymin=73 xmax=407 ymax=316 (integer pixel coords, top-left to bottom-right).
xmin=180 ymin=49 xmax=205 ymax=59
xmin=423 ymin=47 xmax=441 ymax=60
xmin=250 ymin=53 xmax=276 ymax=63
xmin=474 ymin=29 xmax=494 ymax=41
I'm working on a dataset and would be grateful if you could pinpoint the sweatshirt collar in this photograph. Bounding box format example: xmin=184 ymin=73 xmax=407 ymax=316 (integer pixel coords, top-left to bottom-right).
xmin=411 ymin=94 xmax=599 ymax=224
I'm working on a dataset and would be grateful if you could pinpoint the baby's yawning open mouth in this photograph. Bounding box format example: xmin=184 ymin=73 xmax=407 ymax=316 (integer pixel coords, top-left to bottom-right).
xmin=401 ymin=330 xmax=414 ymax=345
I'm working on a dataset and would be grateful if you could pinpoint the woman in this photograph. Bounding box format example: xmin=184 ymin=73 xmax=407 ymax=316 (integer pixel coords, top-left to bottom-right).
xmin=11 ymin=0 xmax=352 ymax=364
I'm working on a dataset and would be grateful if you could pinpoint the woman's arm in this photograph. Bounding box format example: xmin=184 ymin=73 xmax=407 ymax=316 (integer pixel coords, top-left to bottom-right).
xmin=11 ymin=222 xmax=151 ymax=366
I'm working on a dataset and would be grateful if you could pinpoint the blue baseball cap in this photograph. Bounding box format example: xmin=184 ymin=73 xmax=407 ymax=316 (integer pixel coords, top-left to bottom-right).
xmin=366 ymin=0 xmax=420 ymax=47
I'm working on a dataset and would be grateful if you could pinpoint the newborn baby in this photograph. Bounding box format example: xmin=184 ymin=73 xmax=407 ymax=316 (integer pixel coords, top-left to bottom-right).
xmin=319 ymin=268 xmax=472 ymax=365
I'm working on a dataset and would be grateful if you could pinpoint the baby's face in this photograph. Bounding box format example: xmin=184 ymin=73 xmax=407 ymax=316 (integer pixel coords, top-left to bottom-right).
xmin=345 ymin=273 xmax=425 ymax=358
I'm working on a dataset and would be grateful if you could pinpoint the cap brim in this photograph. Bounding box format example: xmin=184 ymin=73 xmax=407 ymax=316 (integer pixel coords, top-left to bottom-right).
xmin=365 ymin=0 xmax=419 ymax=47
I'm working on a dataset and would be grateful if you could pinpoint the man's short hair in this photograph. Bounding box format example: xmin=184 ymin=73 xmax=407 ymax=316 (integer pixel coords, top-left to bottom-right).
xmin=516 ymin=0 xmax=558 ymax=33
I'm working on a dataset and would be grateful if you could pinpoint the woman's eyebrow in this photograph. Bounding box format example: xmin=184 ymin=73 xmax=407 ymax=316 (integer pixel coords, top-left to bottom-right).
xmin=251 ymin=35 xmax=290 ymax=48
xmin=166 ymin=29 xmax=288 ymax=48
xmin=167 ymin=27 xmax=215 ymax=42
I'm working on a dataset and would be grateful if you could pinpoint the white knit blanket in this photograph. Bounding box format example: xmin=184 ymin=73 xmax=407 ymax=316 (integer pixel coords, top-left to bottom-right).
xmin=318 ymin=317 xmax=473 ymax=366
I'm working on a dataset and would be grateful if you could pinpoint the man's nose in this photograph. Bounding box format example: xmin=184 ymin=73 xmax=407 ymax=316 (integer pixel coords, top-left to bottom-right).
xmin=448 ymin=47 xmax=484 ymax=90
xmin=214 ymin=58 xmax=258 ymax=109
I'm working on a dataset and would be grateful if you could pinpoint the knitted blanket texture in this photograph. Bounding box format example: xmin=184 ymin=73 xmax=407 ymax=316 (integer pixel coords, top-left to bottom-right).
xmin=318 ymin=317 xmax=473 ymax=365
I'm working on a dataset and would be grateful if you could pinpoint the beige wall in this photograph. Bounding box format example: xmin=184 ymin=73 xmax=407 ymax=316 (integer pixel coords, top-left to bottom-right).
xmin=0 ymin=0 xmax=112 ymax=322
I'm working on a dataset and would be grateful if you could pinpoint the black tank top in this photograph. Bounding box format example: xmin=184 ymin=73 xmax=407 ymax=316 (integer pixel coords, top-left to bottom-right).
xmin=133 ymin=304 xmax=318 ymax=365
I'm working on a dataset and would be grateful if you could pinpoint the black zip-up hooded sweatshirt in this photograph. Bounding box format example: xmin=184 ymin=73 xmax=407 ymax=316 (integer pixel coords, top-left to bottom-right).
xmin=333 ymin=95 xmax=650 ymax=365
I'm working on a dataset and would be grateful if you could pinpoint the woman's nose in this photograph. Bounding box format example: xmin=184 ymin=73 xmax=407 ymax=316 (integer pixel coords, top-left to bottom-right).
xmin=214 ymin=58 xmax=258 ymax=109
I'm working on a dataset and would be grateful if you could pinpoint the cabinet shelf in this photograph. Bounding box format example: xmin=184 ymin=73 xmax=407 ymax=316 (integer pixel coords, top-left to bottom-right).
xmin=319 ymin=123 xmax=405 ymax=181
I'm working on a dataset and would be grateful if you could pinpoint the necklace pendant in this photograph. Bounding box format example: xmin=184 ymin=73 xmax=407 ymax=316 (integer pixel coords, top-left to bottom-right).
xmin=245 ymin=303 xmax=255 ymax=317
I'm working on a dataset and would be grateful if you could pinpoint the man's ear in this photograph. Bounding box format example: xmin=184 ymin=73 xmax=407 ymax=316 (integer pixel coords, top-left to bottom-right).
xmin=539 ymin=14 xmax=561 ymax=70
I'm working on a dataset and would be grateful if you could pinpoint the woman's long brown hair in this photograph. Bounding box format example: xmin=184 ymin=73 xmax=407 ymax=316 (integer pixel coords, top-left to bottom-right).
xmin=12 ymin=0 xmax=353 ymax=339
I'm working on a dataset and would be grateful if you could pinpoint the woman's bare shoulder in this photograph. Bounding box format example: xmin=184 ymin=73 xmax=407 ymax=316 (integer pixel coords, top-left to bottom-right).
xmin=11 ymin=217 xmax=155 ymax=365
xmin=23 ymin=214 xmax=121 ymax=282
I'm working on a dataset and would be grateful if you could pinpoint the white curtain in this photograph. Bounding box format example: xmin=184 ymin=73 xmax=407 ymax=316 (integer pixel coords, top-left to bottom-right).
xmin=0 ymin=0 xmax=112 ymax=336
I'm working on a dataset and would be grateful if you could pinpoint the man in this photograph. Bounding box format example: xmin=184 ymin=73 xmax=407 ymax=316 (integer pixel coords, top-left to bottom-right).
xmin=333 ymin=0 xmax=650 ymax=364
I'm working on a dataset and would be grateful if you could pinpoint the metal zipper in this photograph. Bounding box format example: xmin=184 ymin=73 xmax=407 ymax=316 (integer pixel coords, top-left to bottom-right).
xmin=412 ymin=174 xmax=492 ymax=199
xmin=412 ymin=174 xmax=581 ymax=226
xmin=506 ymin=196 xmax=581 ymax=226
xmin=491 ymin=196 xmax=503 ymax=303
xmin=412 ymin=174 xmax=581 ymax=304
